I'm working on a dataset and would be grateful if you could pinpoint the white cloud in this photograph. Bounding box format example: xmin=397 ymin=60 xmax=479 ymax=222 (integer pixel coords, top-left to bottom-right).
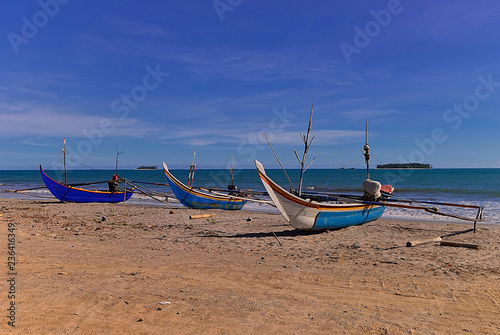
xmin=158 ymin=123 xmax=365 ymax=149
xmin=0 ymin=108 xmax=160 ymax=139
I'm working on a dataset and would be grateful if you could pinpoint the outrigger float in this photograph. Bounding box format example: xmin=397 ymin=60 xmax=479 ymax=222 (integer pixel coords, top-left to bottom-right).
xmin=255 ymin=101 xmax=484 ymax=231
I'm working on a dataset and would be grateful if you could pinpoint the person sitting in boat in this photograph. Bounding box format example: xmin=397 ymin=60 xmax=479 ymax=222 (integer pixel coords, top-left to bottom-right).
xmin=108 ymin=175 xmax=120 ymax=192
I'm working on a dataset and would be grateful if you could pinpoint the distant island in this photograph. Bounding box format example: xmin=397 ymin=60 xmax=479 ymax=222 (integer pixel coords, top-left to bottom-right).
xmin=376 ymin=163 xmax=432 ymax=169
xmin=137 ymin=166 xmax=158 ymax=170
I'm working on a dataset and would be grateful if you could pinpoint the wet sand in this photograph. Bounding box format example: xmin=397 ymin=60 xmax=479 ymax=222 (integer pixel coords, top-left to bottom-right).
xmin=1 ymin=198 xmax=499 ymax=334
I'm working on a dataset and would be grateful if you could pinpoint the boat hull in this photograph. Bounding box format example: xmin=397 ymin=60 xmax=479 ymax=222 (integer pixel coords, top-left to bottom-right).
xmin=163 ymin=162 xmax=246 ymax=210
xmin=40 ymin=166 xmax=133 ymax=203
xmin=255 ymin=160 xmax=384 ymax=230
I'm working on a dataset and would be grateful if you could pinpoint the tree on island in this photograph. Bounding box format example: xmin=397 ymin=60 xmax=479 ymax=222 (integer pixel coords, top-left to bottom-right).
xmin=376 ymin=163 xmax=432 ymax=169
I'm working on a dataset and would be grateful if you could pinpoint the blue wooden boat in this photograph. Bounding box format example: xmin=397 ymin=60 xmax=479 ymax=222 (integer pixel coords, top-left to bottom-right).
xmin=40 ymin=165 xmax=133 ymax=203
xmin=162 ymin=162 xmax=246 ymax=210
xmin=255 ymin=160 xmax=385 ymax=230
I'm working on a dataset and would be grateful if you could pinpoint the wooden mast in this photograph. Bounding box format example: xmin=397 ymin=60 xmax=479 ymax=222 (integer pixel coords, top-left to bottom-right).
xmin=187 ymin=148 xmax=197 ymax=188
xmin=63 ymin=138 xmax=67 ymax=184
xmin=57 ymin=137 xmax=68 ymax=185
xmin=230 ymin=154 xmax=235 ymax=186
xmin=115 ymin=145 xmax=124 ymax=175
xmin=227 ymin=154 xmax=237 ymax=190
xmin=296 ymin=100 xmax=315 ymax=196
xmin=363 ymin=121 xmax=370 ymax=179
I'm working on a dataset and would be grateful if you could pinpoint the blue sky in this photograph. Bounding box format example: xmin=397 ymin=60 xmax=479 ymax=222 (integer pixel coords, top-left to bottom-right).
xmin=1 ymin=0 xmax=500 ymax=170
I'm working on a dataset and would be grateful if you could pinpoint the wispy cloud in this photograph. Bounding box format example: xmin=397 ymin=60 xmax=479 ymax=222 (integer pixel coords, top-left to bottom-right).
xmin=164 ymin=47 xmax=349 ymax=84
xmin=110 ymin=18 xmax=173 ymax=39
xmin=399 ymin=2 xmax=500 ymax=43
xmin=0 ymin=108 xmax=161 ymax=138
xmin=340 ymin=109 xmax=401 ymax=120
xmin=158 ymin=122 xmax=365 ymax=148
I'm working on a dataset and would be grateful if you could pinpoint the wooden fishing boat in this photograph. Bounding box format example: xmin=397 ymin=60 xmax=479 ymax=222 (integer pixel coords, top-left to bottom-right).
xmin=255 ymin=160 xmax=385 ymax=230
xmin=40 ymin=165 xmax=133 ymax=203
xmin=162 ymin=162 xmax=247 ymax=210
xmin=256 ymin=101 xmax=484 ymax=231
xmin=254 ymin=103 xmax=387 ymax=230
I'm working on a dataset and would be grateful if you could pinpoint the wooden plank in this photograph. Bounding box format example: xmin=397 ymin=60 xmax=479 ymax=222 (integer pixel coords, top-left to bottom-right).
xmin=406 ymin=236 xmax=442 ymax=247
xmin=189 ymin=214 xmax=216 ymax=220
xmin=440 ymin=241 xmax=481 ymax=249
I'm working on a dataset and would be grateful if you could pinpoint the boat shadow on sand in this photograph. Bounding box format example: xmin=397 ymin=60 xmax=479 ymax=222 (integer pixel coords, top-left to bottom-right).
xmin=201 ymin=228 xmax=341 ymax=239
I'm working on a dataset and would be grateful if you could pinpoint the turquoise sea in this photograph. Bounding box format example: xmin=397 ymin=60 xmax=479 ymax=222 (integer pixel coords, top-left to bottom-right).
xmin=1 ymin=167 xmax=499 ymax=224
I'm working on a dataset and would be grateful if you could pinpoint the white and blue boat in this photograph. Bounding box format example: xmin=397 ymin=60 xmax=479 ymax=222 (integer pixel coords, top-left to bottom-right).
xmin=255 ymin=102 xmax=483 ymax=231
xmin=255 ymin=160 xmax=385 ymax=230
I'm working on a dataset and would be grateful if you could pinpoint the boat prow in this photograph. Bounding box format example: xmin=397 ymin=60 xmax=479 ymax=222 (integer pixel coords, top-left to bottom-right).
xmin=255 ymin=160 xmax=385 ymax=230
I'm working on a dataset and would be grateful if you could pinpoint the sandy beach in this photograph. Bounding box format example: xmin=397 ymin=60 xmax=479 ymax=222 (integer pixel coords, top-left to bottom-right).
xmin=1 ymin=198 xmax=499 ymax=334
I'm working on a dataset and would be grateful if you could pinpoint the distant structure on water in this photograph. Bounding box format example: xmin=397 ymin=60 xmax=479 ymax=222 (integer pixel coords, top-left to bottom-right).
xmin=137 ymin=165 xmax=158 ymax=170
xmin=376 ymin=163 xmax=432 ymax=169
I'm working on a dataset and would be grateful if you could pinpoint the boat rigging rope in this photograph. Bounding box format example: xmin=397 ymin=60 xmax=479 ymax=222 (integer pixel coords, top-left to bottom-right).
xmin=311 ymin=146 xmax=359 ymax=152
xmin=117 ymin=177 xmax=171 ymax=205
xmin=307 ymin=149 xmax=365 ymax=185
xmin=66 ymin=158 xmax=101 ymax=170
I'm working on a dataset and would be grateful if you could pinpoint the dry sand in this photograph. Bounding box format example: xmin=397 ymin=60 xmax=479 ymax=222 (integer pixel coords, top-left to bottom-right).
xmin=1 ymin=198 xmax=499 ymax=334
